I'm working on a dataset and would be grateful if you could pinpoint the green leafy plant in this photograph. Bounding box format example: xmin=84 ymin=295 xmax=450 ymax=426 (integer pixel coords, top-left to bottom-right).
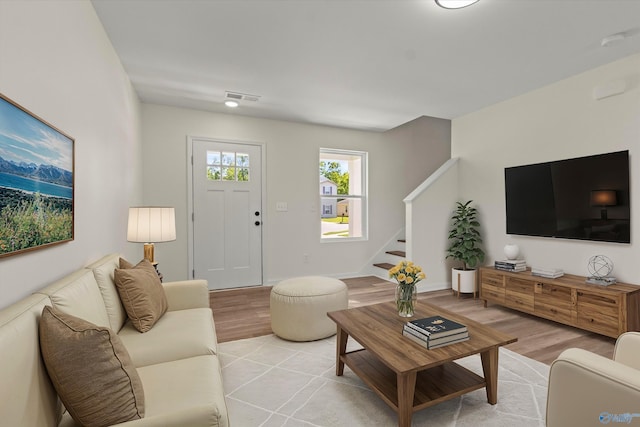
xmin=446 ymin=200 xmax=485 ymax=270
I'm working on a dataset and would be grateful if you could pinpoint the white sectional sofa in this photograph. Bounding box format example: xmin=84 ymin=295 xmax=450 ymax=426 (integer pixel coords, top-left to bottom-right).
xmin=0 ymin=253 xmax=229 ymax=427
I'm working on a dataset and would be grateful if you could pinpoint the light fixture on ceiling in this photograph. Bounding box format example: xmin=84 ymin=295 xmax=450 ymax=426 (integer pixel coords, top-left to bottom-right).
xmin=435 ymin=0 xmax=479 ymax=9
xmin=224 ymin=100 xmax=239 ymax=108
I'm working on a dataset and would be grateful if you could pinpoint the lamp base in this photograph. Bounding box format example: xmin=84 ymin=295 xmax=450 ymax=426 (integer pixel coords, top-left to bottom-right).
xmin=143 ymin=243 xmax=155 ymax=263
xmin=586 ymin=276 xmax=617 ymax=286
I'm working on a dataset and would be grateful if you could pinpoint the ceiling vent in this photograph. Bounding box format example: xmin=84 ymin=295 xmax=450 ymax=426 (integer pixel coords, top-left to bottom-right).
xmin=225 ymin=91 xmax=260 ymax=102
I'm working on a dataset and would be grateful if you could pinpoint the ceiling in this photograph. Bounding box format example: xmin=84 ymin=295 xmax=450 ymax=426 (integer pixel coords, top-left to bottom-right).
xmin=91 ymin=0 xmax=640 ymax=132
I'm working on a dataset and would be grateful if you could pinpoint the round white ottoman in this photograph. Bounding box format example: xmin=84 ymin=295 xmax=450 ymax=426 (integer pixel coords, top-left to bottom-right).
xmin=270 ymin=276 xmax=348 ymax=341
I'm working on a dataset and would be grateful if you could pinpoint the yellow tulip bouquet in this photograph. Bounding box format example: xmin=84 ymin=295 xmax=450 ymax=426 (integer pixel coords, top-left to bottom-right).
xmin=389 ymin=261 xmax=426 ymax=316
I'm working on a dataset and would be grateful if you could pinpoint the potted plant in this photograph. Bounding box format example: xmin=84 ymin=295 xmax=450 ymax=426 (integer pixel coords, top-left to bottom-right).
xmin=446 ymin=200 xmax=485 ymax=295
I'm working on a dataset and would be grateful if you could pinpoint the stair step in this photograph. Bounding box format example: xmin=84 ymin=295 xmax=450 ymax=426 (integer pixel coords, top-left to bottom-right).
xmin=373 ymin=262 xmax=395 ymax=271
xmin=386 ymin=250 xmax=406 ymax=257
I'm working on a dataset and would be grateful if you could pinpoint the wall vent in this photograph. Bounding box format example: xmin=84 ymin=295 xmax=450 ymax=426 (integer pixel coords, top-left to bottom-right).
xmin=225 ymin=91 xmax=260 ymax=102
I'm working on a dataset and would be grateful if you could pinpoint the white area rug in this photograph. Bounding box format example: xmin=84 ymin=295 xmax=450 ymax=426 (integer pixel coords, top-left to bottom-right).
xmin=218 ymin=334 xmax=549 ymax=426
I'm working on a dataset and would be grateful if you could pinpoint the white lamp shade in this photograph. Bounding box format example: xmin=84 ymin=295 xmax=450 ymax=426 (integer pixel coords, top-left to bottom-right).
xmin=590 ymin=190 xmax=617 ymax=207
xmin=127 ymin=207 xmax=176 ymax=243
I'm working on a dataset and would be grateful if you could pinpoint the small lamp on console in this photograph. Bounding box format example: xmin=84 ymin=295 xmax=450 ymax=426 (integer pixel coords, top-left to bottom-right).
xmin=127 ymin=206 xmax=176 ymax=264
xmin=590 ymin=190 xmax=617 ymax=220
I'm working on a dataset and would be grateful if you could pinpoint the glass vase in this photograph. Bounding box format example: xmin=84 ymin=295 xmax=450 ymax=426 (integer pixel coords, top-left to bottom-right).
xmin=395 ymin=283 xmax=417 ymax=317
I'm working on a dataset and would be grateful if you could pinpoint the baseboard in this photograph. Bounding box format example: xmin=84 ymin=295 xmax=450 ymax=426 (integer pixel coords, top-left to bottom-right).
xmin=417 ymin=281 xmax=450 ymax=293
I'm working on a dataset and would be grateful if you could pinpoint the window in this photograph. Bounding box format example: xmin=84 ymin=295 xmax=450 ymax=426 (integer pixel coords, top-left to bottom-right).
xmin=206 ymin=151 xmax=250 ymax=182
xmin=319 ymin=148 xmax=367 ymax=240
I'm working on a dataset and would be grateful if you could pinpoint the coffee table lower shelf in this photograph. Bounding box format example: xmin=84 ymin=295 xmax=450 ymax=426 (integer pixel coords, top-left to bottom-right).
xmin=341 ymin=349 xmax=486 ymax=413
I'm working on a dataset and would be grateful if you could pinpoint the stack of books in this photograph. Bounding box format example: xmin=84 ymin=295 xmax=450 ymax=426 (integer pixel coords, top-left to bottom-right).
xmin=495 ymin=259 xmax=526 ymax=272
xmin=402 ymin=315 xmax=469 ymax=349
xmin=531 ymin=267 xmax=564 ymax=279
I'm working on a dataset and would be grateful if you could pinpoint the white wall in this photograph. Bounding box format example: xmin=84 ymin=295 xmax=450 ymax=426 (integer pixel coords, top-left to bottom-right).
xmin=453 ymin=53 xmax=640 ymax=283
xmin=405 ymin=158 xmax=459 ymax=291
xmin=0 ymin=0 xmax=142 ymax=309
xmin=141 ymin=105 xmax=450 ymax=284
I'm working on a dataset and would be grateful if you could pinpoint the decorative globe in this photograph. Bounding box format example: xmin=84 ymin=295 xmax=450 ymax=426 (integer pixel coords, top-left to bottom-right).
xmin=587 ymin=255 xmax=613 ymax=278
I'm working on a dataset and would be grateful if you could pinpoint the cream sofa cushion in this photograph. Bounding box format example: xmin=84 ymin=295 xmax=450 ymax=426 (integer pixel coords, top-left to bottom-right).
xmin=115 ymin=259 xmax=168 ymax=333
xmin=87 ymin=253 xmax=128 ymax=331
xmin=0 ymin=294 xmax=61 ymax=427
xmin=59 ymin=356 xmax=228 ymax=427
xmin=137 ymin=355 xmax=229 ymax=427
xmin=37 ymin=269 xmax=110 ymax=328
xmin=40 ymin=306 xmax=145 ymax=427
xmin=119 ymin=308 xmax=218 ymax=367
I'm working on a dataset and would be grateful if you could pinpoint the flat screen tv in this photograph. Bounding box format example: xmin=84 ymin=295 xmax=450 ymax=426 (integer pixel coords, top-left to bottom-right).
xmin=505 ymin=150 xmax=630 ymax=244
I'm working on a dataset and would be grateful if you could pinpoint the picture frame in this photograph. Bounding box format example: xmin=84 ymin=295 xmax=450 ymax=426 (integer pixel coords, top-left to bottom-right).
xmin=0 ymin=93 xmax=74 ymax=258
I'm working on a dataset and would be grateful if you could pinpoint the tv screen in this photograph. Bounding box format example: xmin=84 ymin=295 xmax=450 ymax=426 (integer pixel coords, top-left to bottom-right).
xmin=505 ymin=150 xmax=630 ymax=244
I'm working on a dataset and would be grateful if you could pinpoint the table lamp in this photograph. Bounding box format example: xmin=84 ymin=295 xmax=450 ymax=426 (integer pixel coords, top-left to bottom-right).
xmin=127 ymin=207 xmax=176 ymax=263
xmin=590 ymin=190 xmax=617 ymax=220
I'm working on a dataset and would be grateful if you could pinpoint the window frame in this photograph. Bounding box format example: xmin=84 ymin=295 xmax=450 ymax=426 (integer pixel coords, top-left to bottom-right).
xmin=319 ymin=148 xmax=368 ymax=242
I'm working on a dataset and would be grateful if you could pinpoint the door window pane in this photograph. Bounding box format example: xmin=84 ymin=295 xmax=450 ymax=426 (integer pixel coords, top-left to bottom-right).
xmin=207 ymin=166 xmax=221 ymax=180
xmin=207 ymin=150 xmax=251 ymax=182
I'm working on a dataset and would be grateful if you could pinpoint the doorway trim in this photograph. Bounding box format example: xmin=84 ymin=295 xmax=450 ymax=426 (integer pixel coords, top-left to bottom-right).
xmin=186 ymin=135 xmax=267 ymax=284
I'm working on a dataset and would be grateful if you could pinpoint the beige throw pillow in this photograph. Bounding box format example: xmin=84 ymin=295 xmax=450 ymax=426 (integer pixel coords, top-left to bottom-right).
xmin=115 ymin=258 xmax=168 ymax=332
xmin=39 ymin=306 xmax=145 ymax=427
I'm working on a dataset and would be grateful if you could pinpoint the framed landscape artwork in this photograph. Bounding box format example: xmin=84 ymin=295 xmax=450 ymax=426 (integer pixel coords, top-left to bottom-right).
xmin=0 ymin=93 xmax=74 ymax=258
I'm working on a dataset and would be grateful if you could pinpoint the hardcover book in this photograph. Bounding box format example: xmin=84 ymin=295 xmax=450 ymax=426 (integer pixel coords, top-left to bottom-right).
xmin=402 ymin=329 xmax=470 ymax=349
xmin=403 ymin=325 xmax=469 ymax=346
xmin=405 ymin=315 xmax=467 ymax=338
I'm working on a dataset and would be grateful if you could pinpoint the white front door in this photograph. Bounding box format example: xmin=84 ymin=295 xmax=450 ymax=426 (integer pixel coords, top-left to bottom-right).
xmin=191 ymin=138 xmax=263 ymax=289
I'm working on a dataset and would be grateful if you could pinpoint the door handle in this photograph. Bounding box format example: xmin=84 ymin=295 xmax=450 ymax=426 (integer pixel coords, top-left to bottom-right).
xmin=255 ymin=221 xmax=261 ymax=226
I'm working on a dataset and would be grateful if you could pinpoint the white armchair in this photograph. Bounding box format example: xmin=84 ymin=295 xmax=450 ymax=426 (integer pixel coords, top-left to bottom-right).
xmin=546 ymin=332 xmax=640 ymax=427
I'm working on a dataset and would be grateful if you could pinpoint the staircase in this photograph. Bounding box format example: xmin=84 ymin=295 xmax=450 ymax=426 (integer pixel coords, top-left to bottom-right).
xmin=372 ymin=238 xmax=407 ymax=278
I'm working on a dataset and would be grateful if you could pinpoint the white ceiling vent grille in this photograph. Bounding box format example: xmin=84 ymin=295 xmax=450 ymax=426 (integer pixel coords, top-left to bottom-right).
xmin=225 ymin=91 xmax=261 ymax=102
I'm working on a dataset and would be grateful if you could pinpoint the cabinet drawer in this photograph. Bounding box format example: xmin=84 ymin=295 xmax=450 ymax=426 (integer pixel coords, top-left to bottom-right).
xmin=505 ymin=290 xmax=534 ymax=312
xmin=577 ymin=310 xmax=619 ymax=337
xmin=481 ymin=284 xmax=505 ymax=303
xmin=481 ymin=271 xmax=504 ymax=288
xmin=534 ymin=301 xmax=573 ymax=325
xmin=506 ymin=277 xmax=534 ymax=295
xmin=577 ymin=291 xmax=618 ymax=309
xmin=576 ymin=291 xmax=619 ymax=337
xmin=535 ymin=283 xmax=572 ymax=310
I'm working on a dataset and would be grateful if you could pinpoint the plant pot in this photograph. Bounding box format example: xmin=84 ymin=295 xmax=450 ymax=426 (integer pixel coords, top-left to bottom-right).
xmin=452 ymin=268 xmax=477 ymax=296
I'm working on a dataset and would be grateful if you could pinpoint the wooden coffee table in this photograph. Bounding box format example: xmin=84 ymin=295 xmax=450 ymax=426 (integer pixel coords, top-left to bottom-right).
xmin=327 ymin=301 xmax=517 ymax=427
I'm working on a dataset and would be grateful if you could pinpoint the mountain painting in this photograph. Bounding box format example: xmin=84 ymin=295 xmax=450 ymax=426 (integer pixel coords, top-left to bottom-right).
xmin=0 ymin=93 xmax=74 ymax=258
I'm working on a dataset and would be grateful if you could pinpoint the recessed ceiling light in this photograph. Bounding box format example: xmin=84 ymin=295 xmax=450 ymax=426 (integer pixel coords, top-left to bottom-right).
xmin=435 ymin=0 xmax=479 ymax=9
xmin=224 ymin=100 xmax=239 ymax=108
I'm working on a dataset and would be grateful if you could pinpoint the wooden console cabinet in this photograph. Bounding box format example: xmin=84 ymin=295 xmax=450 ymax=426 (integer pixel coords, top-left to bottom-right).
xmin=479 ymin=267 xmax=640 ymax=338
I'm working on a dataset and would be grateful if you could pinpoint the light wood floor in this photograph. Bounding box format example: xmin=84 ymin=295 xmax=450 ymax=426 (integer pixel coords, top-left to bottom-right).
xmin=210 ymin=275 xmax=615 ymax=365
